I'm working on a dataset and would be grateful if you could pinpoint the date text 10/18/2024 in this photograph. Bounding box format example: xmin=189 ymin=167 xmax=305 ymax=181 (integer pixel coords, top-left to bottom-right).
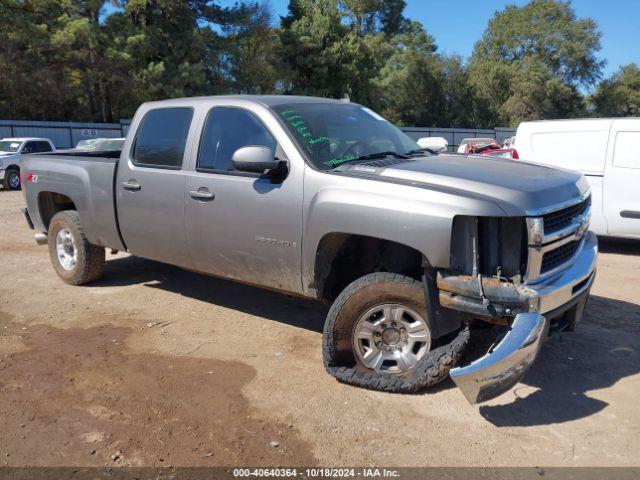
xmin=232 ymin=468 xmax=401 ymax=478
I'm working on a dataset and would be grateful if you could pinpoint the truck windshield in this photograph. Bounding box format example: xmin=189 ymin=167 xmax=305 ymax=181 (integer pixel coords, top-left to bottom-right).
xmin=272 ymin=103 xmax=420 ymax=170
xmin=0 ymin=141 xmax=21 ymax=152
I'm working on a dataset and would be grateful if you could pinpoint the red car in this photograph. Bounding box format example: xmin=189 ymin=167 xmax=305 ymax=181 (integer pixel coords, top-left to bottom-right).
xmin=460 ymin=138 xmax=519 ymax=159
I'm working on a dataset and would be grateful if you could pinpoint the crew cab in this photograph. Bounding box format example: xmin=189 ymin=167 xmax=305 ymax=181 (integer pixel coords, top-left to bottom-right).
xmin=20 ymin=96 xmax=597 ymax=403
xmin=0 ymin=137 xmax=55 ymax=190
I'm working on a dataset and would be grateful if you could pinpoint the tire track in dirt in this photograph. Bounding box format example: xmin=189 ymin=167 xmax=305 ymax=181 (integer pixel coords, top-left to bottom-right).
xmin=0 ymin=311 xmax=316 ymax=467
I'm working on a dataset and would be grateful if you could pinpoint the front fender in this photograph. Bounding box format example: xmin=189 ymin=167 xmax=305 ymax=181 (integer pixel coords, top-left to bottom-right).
xmin=301 ymin=170 xmax=504 ymax=296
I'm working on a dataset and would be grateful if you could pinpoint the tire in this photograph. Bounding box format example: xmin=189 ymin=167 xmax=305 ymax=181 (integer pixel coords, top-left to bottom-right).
xmin=47 ymin=210 xmax=105 ymax=285
xmin=3 ymin=168 xmax=21 ymax=190
xmin=323 ymin=272 xmax=469 ymax=393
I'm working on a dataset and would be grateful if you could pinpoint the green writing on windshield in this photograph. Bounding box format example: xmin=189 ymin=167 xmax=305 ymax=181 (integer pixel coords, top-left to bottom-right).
xmin=280 ymin=109 xmax=329 ymax=146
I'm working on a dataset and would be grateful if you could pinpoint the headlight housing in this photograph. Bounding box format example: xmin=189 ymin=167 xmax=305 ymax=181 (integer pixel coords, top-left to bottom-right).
xmin=450 ymin=216 xmax=528 ymax=282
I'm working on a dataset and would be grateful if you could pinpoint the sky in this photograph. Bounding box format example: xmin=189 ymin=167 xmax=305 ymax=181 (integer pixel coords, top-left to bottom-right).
xmin=224 ymin=0 xmax=640 ymax=84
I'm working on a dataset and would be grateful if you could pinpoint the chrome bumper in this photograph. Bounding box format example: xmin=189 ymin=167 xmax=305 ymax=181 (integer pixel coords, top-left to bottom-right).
xmin=0 ymin=169 xmax=5 ymax=181
xmin=448 ymin=231 xmax=597 ymax=404
xmin=450 ymin=313 xmax=549 ymax=404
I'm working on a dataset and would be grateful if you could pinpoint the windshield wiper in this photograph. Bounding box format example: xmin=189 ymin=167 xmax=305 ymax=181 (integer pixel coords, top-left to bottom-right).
xmin=406 ymin=148 xmax=436 ymax=156
xmin=329 ymin=151 xmax=410 ymax=168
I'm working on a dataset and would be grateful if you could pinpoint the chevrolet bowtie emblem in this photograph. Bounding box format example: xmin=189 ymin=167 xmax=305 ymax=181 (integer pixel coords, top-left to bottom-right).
xmin=576 ymin=214 xmax=590 ymax=239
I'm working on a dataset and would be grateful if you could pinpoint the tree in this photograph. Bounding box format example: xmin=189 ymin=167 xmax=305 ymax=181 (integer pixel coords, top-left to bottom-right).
xmin=500 ymin=60 xmax=586 ymax=124
xmin=438 ymin=55 xmax=485 ymax=128
xmin=224 ymin=3 xmax=280 ymax=94
xmin=469 ymin=0 xmax=603 ymax=126
xmin=278 ymin=0 xmax=411 ymax=104
xmin=591 ymin=64 xmax=640 ymax=117
xmin=0 ymin=0 xmax=267 ymax=121
xmin=371 ymin=21 xmax=441 ymax=125
xmin=472 ymin=0 xmax=603 ymax=87
xmin=278 ymin=0 xmax=356 ymax=98
xmin=339 ymin=0 xmax=408 ymax=36
xmin=0 ymin=0 xmax=86 ymax=120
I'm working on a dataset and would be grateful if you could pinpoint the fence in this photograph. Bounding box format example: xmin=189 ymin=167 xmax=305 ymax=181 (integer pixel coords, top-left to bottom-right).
xmin=0 ymin=119 xmax=514 ymax=152
xmin=0 ymin=119 xmax=131 ymax=150
xmin=401 ymin=127 xmax=516 ymax=152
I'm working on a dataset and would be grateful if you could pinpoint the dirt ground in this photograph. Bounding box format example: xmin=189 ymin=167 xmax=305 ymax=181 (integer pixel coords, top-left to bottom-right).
xmin=0 ymin=189 xmax=638 ymax=467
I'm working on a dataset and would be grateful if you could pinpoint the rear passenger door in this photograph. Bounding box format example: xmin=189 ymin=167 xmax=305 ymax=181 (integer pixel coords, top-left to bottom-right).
xmin=116 ymin=107 xmax=196 ymax=267
xmin=184 ymin=106 xmax=303 ymax=293
xmin=603 ymin=120 xmax=640 ymax=238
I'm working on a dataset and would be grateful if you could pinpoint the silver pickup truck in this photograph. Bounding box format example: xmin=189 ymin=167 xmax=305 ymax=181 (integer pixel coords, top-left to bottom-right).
xmin=20 ymin=95 xmax=597 ymax=403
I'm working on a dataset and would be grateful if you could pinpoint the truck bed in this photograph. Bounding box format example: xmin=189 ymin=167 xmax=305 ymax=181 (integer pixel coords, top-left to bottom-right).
xmin=21 ymin=151 xmax=125 ymax=251
xmin=36 ymin=149 xmax=122 ymax=160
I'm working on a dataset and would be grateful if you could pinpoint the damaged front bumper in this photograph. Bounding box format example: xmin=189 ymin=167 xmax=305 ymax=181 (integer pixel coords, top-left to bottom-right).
xmin=443 ymin=231 xmax=598 ymax=404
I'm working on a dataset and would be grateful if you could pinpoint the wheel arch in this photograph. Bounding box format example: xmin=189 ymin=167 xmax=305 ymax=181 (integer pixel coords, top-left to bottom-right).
xmin=37 ymin=191 xmax=78 ymax=231
xmin=312 ymin=232 xmax=427 ymax=303
xmin=3 ymin=164 xmax=21 ymax=188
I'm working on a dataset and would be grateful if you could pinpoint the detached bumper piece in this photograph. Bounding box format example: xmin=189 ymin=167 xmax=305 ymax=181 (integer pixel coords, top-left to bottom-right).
xmin=444 ymin=231 xmax=598 ymax=404
xmin=450 ymin=313 xmax=548 ymax=403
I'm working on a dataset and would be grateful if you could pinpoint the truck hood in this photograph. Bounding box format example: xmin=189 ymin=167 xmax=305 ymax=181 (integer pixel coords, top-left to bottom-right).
xmin=0 ymin=152 xmax=19 ymax=165
xmin=344 ymin=154 xmax=588 ymax=216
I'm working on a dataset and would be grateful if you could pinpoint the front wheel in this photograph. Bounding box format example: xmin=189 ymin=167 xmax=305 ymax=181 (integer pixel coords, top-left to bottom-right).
xmin=323 ymin=273 xmax=469 ymax=393
xmin=48 ymin=210 xmax=105 ymax=285
xmin=3 ymin=168 xmax=21 ymax=190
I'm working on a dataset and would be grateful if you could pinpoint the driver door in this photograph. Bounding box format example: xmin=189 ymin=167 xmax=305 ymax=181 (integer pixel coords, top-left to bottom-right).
xmin=184 ymin=106 xmax=304 ymax=294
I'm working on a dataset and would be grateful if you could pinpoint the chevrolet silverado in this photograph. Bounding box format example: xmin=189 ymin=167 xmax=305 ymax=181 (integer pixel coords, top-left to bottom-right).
xmin=20 ymin=96 xmax=597 ymax=403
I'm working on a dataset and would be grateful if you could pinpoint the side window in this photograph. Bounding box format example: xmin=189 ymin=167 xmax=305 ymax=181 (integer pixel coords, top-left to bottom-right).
xmin=22 ymin=142 xmax=37 ymax=153
xmin=613 ymin=131 xmax=640 ymax=169
xmin=198 ymin=107 xmax=276 ymax=172
xmin=36 ymin=141 xmax=52 ymax=152
xmin=133 ymin=108 xmax=193 ymax=168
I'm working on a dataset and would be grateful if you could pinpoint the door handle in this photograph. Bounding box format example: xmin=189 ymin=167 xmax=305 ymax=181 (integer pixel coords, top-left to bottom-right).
xmin=189 ymin=189 xmax=215 ymax=200
xmin=122 ymin=180 xmax=141 ymax=191
xmin=621 ymin=210 xmax=640 ymax=219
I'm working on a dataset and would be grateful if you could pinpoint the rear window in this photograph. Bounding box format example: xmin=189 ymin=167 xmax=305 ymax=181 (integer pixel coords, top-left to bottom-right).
xmin=132 ymin=108 xmax=193 ymax=168
xmin=34 ymin=141 xmax=53 ymax=152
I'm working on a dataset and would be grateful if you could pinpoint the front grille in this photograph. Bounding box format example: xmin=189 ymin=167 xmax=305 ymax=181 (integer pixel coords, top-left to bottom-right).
xmin=543 ymin=196 xmax=591 ymax=234
xmin=541 ymin=240 xmax=580 ymax=273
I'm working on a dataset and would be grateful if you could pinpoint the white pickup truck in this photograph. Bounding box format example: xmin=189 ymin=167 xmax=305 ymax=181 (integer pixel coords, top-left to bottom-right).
xmin=0 ymin=137 xmax=55 ymax=190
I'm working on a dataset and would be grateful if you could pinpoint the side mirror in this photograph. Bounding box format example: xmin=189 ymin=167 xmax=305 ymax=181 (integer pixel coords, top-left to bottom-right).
xmin=232 ymin=146 xmax=282 ymax=174
xmin=22 ymin=147 xmax=32 ymax=154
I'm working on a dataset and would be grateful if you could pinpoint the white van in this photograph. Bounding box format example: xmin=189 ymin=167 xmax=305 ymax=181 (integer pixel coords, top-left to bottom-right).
xmin=514 ymin=118 xmax=640 ymax=239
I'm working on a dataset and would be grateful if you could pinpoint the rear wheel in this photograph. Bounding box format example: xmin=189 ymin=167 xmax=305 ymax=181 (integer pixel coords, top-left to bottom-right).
xmin=323 ymin=272 xmax=469 ymax=393
xmin=48 ymin=210 xmax=104 ymax=285
xmin=3 ymin=168 xmax=20 ymax=190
